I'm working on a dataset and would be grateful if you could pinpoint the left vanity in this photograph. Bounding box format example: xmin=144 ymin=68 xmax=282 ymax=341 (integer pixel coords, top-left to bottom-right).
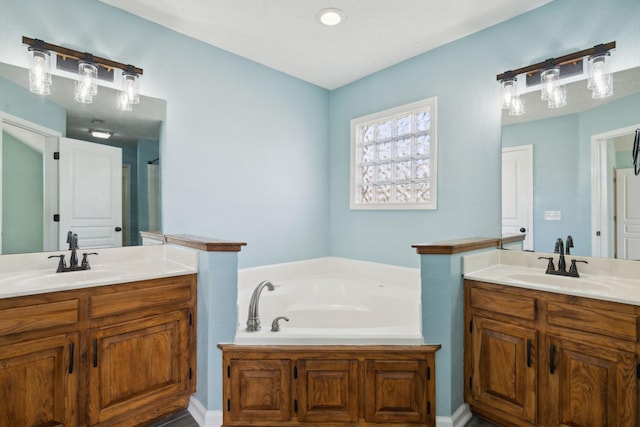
xmin=0 ymin=244 xmax=198 ymax=427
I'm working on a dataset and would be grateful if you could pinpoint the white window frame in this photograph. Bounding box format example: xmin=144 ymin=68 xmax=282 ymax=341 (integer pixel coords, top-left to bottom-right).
xmin=350 ymin=97 xmax=437 ymax=210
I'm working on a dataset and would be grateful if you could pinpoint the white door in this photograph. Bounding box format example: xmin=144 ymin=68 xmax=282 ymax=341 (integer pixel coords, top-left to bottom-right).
xmin=59 ymin=138 xmax=123 ymax=250
xmin=502 ymin=145 xmax=533 ymax=250
xmin=616 ymin=168 xmax=640 ymax=260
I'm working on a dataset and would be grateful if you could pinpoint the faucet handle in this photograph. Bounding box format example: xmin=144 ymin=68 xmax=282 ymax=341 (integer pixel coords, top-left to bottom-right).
xmin=48 ymin=254 xmax=67 ymax=272
xmin=538 ymin=256 xmax=555 ymax=273
xmin=569 ymin=259 xmax=588 ymax=275
xmin=81 ymin=252 xmax=98 ymax=269
xmin=271 ymin=316 xmax=290 ymax=332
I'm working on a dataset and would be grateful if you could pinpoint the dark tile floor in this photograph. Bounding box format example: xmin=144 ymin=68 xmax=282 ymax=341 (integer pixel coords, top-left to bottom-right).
xmin=153 ymin=410 xmax=500 ymax=426
xmin=148 ymin=410 xmax=198 ymax=427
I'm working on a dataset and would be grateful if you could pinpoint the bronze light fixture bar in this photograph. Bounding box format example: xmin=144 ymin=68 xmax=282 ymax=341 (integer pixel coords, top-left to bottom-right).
xmin=22 ymin=36 xmax=143 ymax=76
xmin=496 ymin=41 xmax=615 ymax=81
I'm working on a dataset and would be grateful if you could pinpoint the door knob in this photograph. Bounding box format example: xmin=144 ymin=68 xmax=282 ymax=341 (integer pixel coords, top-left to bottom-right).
xmin=115 ymin=227 xmax=122 ymax=232
xmin=520 ymin=227 xmax=526 ymax=233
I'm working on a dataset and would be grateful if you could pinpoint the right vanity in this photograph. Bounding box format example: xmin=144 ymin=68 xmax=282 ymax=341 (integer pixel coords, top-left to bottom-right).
xmin=463 ymin=247 xmax=639 ymax=427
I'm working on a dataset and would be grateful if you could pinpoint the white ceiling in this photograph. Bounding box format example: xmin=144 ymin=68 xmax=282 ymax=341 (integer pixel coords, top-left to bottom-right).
xmin=99 ymin=0 xmax=555 ymax=90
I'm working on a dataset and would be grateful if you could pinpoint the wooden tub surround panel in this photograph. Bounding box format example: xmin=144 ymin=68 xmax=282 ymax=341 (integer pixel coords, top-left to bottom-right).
xmin=219 ymin=344 xmax=440 ymax=427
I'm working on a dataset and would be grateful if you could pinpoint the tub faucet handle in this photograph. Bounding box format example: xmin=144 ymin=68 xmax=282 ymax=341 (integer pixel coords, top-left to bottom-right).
xmin=271 ymin=316 xmax=289 ymax=332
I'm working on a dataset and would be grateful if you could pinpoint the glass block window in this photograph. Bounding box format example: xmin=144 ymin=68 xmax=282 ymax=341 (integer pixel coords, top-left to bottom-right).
xmin=350 ymin=97 xmax=437 ymax=210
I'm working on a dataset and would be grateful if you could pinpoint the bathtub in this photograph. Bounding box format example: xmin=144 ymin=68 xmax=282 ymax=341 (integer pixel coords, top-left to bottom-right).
xmin=234 ymin=258 xmax=423 ymax=345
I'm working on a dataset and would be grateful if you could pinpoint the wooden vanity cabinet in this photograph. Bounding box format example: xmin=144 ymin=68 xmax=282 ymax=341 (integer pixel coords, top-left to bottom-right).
xmin=0 ymin=294 xmax=81 ymax=427
xmin=219 ymin=344 xmax=439 ymax=427
xmin=464 ymin=279 xmax=638 ymax=427
xmin=0 ymin=274 xmax=197 ymax=427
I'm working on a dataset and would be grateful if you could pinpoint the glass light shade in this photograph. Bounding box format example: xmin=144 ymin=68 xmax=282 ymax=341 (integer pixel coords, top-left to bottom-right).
xmin=547 ymin=85 xmax=567 ymax=109
xmin=501 ymin=78 xmax=517 ymax=110
xmin=28 ymin=48 xmax=52 ymax=95
xmin=74 ymin=61 xmax=98 ymax=104
xmin=540 ymin=67 xmax=560 ymax=101
xmin=117 ymin=71 xmax=140 ymax=111
xmin=508 ymin=95 xmax=525 ymax=116
xmin=588 ymin=53 xmax=613 ymax=99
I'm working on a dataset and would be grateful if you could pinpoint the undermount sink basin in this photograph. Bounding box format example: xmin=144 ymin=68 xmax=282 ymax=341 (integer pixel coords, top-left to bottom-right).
xmin=15 ymin=269 xmax=125 ymax=287
xmin=504 ymin=272 xmax=612 ymax=291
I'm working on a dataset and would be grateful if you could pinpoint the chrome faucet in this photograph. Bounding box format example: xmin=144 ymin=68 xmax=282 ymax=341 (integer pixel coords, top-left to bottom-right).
xmin=246 ymin=280 xmax=275 ymax=332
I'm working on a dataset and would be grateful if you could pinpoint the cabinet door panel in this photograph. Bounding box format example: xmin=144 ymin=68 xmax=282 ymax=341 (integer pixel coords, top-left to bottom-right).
xmin=87 ymin=310 xmax=190 ymax=425
xmin=547 ymin=335 xmax=637 ymax=427
xmin=471 ymin=316 xmax=537 ymax=424
xmin=297 ymin=359 xmax=358 ymax=422
xmin=364 ymin=359 xmax=428 ymax=423
xmin=228 ymin=359 xmax=291 ymax=422
xmin=0 ymin=334 xmax=77 ymax=427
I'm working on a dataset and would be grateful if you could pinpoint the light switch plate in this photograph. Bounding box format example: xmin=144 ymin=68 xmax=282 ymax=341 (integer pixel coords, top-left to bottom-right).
xmin=544 ymin=210 xmax=561 ymax=221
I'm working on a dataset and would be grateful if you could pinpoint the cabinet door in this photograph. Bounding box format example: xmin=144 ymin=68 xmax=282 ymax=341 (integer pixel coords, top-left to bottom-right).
xmin=87 ymin=310 xmax=191 ymax=426
xmin=227 ymin=358 xmax=291 ymax=423
xmin=0 ymin=333 xmax=78 ymax=427
xmin=364 ymin=359 xmax=429 ymax=424
xmin=547 ymin=335 xmax=637 ymax=427
xmin=470 ymin=316 xmax=537 ymax=424
xmin=297 ymin=359 xmax=358 ymax=422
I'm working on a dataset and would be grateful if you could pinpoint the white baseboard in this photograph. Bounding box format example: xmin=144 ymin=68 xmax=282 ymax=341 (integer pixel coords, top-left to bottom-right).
xmin=188 ymin=396 xmax=222 ymax=427
xmin=188 ymin=396 xmax=470 ymax=427
xmin=436 ymin=403 xmax=472 ymax=427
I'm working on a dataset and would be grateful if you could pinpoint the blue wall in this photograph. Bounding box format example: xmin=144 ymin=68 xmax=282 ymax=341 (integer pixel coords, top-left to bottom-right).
xmin=0 ymin=77 xmax=66 ymax=134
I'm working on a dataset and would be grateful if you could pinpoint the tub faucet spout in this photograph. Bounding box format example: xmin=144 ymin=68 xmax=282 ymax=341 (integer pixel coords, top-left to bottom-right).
xmin=246 ymin=280 xmax=275 ymax=332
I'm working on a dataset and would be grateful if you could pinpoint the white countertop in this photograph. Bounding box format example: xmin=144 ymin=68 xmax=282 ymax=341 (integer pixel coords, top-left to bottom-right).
xmin=0 ymin=245 xmax=198 ymax=299
xmin=463 ymin=250 xmax=640 ymax=306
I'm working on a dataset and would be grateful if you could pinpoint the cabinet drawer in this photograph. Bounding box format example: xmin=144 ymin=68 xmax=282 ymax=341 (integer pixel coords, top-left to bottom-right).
xmin=547 ymin=302 xmax=637 ymax=341
xmin=469 ymin=287 xmax=536 ymax=320
xmin=0 ymin=299 xmax=78 ymax=336
xmin=90 ymin=277 xmax=193 ymax=319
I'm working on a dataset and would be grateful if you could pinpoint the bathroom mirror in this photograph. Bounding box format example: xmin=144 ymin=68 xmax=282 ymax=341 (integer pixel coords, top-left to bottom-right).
xmin=0 ymin=61 xmax=165 ymax=255
xmin=501 ymin=65 xmax=640 ymax=258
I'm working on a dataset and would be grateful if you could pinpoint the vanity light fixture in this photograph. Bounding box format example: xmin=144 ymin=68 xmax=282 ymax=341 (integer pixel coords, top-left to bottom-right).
xmin=540 ymin=62 xmax=559 ymax=101
xmin=500 ymin=75 xmax=517 ymax=109
xmin=588 ymin=45 xmax=613 ymax=99
xmin=496 ymin=41 xmax=615 ymax=115
xmin=317 ymin=8 xmax=345 ymax=26
xmin=90 ymin=130 xmax=112 ymax=139
xmin=116 ymin=66 xmax=140 ymax=111
xmin=22 ymin=36 xmax=143 ymax=109
xmin=500 ymin=74 xmax=525 ymax=116
xmin=27 ymin=39 xmax=52 ymax=95
xmin=74 ymin=54 xmax=98 ymax=104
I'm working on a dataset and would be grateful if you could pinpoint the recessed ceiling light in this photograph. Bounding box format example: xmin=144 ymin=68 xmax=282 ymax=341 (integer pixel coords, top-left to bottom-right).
xmin=90 ymin=130 xmax=112 ymax=139
xmin=317 ymin=8 xmax=345 ymax=26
